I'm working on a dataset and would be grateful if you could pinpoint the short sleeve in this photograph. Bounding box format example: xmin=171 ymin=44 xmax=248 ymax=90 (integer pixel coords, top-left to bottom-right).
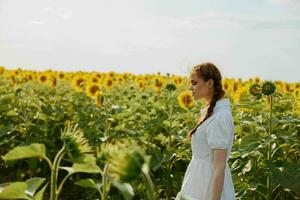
xmin=206 ymin=113 xmax=232 ymax=149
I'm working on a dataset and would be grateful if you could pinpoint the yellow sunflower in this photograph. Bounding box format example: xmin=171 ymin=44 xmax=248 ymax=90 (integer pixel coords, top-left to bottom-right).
xmin=57 ymin=71 xmax=65 ymax=80
xmin=72 ymin=74 xmax=86 ymax=92
xmin=50 ymin=76 xmax=57 ymax=88
xmin=89 ymin=75 xmax=100 ymax=84
xmin=38 ymin=73 xmax=49 ymax=84
xmin=152 ymin=77 xmax=164 ymax=91
xmin=86 ymin=82 xmax=101 ymax=97
xmin=177 ymin=91 xmax=195 ymax=110
xmin=104 ymin=77 xmax=114 ymax=90
xmin=137 ymin=80 xmax=145 ymax=90
xmin=0 ymin=66 xmax=5 ymax=75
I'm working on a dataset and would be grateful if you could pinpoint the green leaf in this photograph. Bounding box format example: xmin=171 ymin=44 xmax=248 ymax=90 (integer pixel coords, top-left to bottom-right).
xmin=267 ymin=160 xmax=300 ymax=192
xmin=0 ymin=182 xmax=30 ymax=200
xmin=33 ymin=183 xmax=48 ymax=200
xmin=5 ymin=110 xmax=18 ymax=117
xmin=74 ymin=179 xmax=101 ymax=190
xmin=61 ymin=155 xmax=100 ymax=174
xmin=239 ymin=134 xmax=261 ymax=158
xmin=106 ymin=175 xmax=134 ymax=200
xmin=2 ymin=143 xmax=46 ymax=161
xmin=25 ymin=177 xmax=46 ymax=198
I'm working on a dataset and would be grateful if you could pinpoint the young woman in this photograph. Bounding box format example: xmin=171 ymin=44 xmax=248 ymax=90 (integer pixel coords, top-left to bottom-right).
xmin=175 ymin=63 xmax=235 ymax=200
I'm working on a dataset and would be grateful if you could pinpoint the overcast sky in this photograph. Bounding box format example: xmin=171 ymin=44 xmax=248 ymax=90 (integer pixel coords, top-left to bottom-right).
xmin=0 ymin=0 xmax=299 ymax=82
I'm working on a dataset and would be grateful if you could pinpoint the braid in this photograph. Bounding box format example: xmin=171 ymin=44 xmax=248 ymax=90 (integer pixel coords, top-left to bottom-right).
xmin=187 ymin=63 xmax=225 ymax=140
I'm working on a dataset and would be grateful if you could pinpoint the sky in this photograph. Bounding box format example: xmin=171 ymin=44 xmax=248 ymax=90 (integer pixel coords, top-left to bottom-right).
xmin=0 ymin=0 xmax=300 ymax=82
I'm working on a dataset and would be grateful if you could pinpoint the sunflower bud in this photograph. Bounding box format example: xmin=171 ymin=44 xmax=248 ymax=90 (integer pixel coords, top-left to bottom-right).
xmin=261 ymin=81 xmax=276 ymax=96
xmin=61 ymin=121 xmax=93 ymax=160
xmin=165 ymin=83 xmax=176 ymax=91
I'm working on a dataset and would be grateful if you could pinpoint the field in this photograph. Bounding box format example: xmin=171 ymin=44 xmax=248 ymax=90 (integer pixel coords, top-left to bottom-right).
xmin=0 ymin=66 xmax=299 ymax=200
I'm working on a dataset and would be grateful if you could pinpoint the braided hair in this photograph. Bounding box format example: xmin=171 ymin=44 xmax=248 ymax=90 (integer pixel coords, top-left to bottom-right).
xmin=187 ymin=62 xmax=225 ymax=140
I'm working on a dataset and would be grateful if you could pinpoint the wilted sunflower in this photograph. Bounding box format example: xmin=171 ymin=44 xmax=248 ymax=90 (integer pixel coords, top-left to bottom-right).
xmin=86 ymin=82 xmax=101 ymax=97
xmin=177 ymin=91 xmax=195 ymax=110
xmin=249 ymin=83 xmax=262 ymax=99
xmin=261 ymin=81 xmax=276 ymax=96
xmin=61 ymin=121 xmax=93 ymax=160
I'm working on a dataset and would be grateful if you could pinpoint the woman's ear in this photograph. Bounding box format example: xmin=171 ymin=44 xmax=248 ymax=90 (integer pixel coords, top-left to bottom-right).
xmin=207 ymin=79 xmax=214 ymax=89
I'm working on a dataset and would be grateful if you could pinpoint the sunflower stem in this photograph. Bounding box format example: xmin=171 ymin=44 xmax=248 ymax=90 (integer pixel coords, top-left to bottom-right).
xmin=50 ymin=143 xmax=65 ymax=200
xmin=101 ymin=164 xmax=109 ymax=200
xmin=266 ymin=95 xmax=273 ymax=200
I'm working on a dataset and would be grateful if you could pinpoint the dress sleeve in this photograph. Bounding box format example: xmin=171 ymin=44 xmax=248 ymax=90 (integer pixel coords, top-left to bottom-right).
xmin=206 ymin=113 xmax=232 ymax=149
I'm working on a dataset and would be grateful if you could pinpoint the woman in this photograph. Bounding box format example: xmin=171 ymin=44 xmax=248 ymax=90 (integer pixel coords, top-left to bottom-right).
xmin=175 ymin=63 xmax=235 ymax=200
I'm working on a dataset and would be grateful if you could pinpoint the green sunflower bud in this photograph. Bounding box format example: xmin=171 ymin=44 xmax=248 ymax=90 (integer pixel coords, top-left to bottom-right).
xmin=61 ymin=121 xmax=93 ymax=160
xmin=166 ymin=83 xmax=177 ymax=91
xmin=261 ymin=81 xmax=276 ymax=96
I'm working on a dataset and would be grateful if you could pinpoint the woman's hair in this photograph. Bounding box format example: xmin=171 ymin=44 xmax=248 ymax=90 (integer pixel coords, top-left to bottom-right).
xmin=187 ymin=62 xmax=225 ymax=139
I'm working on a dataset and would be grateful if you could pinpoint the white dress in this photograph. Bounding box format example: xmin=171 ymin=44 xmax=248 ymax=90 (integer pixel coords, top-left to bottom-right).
xmin=175 ymin=98 xmax=235 ymax=200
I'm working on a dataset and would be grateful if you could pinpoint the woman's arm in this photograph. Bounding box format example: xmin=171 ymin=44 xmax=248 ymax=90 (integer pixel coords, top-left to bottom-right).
xmin=211 ymin=149 xmax=227 ymax=200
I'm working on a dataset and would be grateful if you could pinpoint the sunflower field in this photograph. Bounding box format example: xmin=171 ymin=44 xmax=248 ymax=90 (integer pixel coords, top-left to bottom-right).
xmin=0 ymin=66 xmax=299 ymax=200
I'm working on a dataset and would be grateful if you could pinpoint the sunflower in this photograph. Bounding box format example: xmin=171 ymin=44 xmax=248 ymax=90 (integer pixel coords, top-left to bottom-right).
xmin=7 ymin=73 xmax=16 ymax=86
xmin=57 ymin=71 xmax=65 ymax=80
xmin=38 ymin=73 xmax=48 ymax=84
xmin=254 ymin=76 xmax=261 ymax=83
xmin=249 ymin=83 xmax=262 ymax=99
xmin=95 ymin=91 xmax=104 ymax=106
xmin=177 ymin=91 xmax=195 ymax=110
xmin=86 ymin=82 xmax=101 ymax=97
xmin=104 ymin=77 xmax=114 ymax=90
xmin=0 ymin=66 xmax=5 ymax=75
xmin=72 ymin=75 xmax=86 ymax=92
xmin=117 ymin=76 xmax=125 ymax=83
xmin=232 ymin=81 xmax=238 ymax=92
xmin=283 ymin=83 xmax=291 ymax=93
xmin=261 ymin=81 xmax=276 ymax=96
xmin=98 ymin=140 xmax=145 ymax=182
xmin=108 ymin=71 xmax=115 ymax=78
xmin=61 ymin=121 xmax=93 ymax=160
xmin=152 ymin=77 xmax=164 ymax=91
xmin=137 ymin=80 xmax=146 ymax=90
xmin=172 ymin=76 xmax=183 ymax=85
xmin=89 ymin=75 xmax=100 ymax=84
xmin=26 ymin=73 xmax=33 ymax=81
xmin=50 ymin=76 xmax=57 ymax=88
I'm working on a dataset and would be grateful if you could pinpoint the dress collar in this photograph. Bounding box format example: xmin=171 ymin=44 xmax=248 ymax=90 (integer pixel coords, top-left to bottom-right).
xmin=214 ymin=98 xmax=230 ymax=110
xmin=201 ymin=98 xmax=230 ymax=113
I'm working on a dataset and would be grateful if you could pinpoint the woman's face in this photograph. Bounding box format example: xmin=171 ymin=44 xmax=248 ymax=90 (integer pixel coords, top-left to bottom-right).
xmin=189 ymin=73 xmax=213 ymax=101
